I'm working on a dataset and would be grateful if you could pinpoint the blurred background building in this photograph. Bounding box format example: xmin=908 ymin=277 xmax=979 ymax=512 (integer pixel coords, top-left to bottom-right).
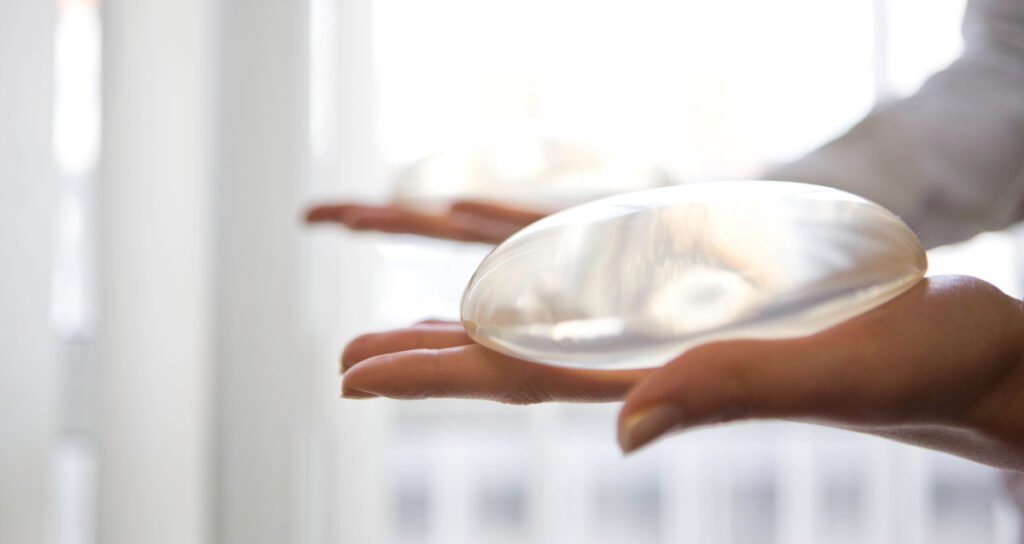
xmin=2 ymin=0 xmax=1022 ymax=543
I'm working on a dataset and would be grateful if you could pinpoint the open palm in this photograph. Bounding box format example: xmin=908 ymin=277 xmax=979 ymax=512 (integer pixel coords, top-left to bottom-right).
xmin=341 ymin=276 xmax=1024 ymax=470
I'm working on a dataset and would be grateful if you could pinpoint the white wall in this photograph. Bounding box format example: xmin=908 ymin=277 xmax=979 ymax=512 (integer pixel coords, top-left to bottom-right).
xmin=213 ymin=1 xmax=312 ymax=542
xmin=97 ymin=1 xmax=213 ymax=543
xmin=0 ymin=2 xmax=56 ymax=543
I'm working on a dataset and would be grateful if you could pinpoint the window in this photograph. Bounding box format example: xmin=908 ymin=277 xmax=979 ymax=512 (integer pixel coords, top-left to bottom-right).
xmin=53 ymin=2 xmax=101 ymax=543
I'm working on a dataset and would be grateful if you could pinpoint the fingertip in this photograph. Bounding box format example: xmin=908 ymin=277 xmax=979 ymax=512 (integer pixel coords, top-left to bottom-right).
xmin=339 ymin=357 xmax=373 ymax=392
xmin=305 ymin=204 xmax=351 ymax=223
xmin=341 ymin=385 xmax=378 ymax=399
xmin=304 ymin=207 xmax=328 ymax=223
xmin=339 ymin=351 xmax=418 ymax=399
xmin=618 ymin=356 xmax=688 ymax=420
xmin=341 ymin=365 xmax=380 ymax=398
xmin=340 ymin=333 xmax=377 ymax=372
xmin=618 ymin=404 xmax=684 ymax=454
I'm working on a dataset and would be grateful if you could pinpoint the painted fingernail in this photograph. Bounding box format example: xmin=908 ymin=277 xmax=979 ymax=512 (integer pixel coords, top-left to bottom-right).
xmin=619 ymin=405 xmax=682 ymax=454
xmin=341 ymin=386 xmax=377 ymax=399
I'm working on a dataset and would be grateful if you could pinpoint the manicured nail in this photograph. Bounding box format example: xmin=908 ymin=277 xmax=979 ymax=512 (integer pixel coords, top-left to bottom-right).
xmin=619 ymin=405 xmax=682 ymax=454
xmin=341 ymin=386 xmax=377 ymax=399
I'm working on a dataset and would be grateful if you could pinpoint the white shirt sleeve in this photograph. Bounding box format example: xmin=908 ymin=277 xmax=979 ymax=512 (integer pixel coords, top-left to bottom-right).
xmin=765 ymin=0 xmax=1024 ymax=249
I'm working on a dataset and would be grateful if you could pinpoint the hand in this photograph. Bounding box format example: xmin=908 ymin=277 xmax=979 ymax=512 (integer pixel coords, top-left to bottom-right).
xmin=340 ymin=319 xmax=649 ymax=403
xmin=305 ymin=200 xmax=548 ymax=245
xmin=340 ymin=276 xmax=1024 ymax=471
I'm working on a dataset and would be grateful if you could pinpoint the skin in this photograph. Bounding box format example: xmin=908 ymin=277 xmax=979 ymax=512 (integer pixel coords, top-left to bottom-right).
xmin=309 ymin=202 xmax=1024 ymax=470
xmin=305 ymin=200 xmax=546 ymax=244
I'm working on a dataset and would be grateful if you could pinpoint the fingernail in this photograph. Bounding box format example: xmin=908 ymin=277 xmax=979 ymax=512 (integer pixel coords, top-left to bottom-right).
xmin=619 ymin=405 xmax=682 ymax=454
xmin=341 ymin=386 xmax=377 ymax=399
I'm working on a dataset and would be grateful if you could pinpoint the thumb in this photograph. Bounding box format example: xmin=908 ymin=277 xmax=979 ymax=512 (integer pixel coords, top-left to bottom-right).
xmin=616 ymin=339 xmax=853 ymax=454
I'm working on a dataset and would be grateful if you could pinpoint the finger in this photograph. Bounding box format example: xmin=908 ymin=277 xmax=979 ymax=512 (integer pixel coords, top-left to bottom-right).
xmin=342 ymin=344 xmax=650 ymax=404
xmin=415 ymin=318 xmax=460 ymax=326
xmin=342 ymin=323 xmax=471 ymax=372
xmin=343 ymin=206 xmax=450 ymax=235
xmin=616 ymin=338 xmax=857 ymax=454
xmin=449 ymin=200 xmax=548 ymax=226
xmin=616 ymin=277 xmax=981 ymax=454
xmin=307 ymin=204 xmax=452 ymax=236
xmin=343 ymin=206 xmax=513 ymax=244
xmin=306 ymin=202 xmax=522 ymax=243
xmin=305 ymin=203 xmax=359 ymax=223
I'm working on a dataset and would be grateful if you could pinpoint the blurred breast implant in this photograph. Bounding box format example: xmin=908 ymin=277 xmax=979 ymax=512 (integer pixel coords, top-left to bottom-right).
xmin=461 ymin=181 xmax=927 ymax=370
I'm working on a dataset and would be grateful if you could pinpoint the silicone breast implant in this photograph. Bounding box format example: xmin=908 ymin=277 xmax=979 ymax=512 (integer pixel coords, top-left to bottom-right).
xmin=460 ymin=181 xmax=927 ymax=370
